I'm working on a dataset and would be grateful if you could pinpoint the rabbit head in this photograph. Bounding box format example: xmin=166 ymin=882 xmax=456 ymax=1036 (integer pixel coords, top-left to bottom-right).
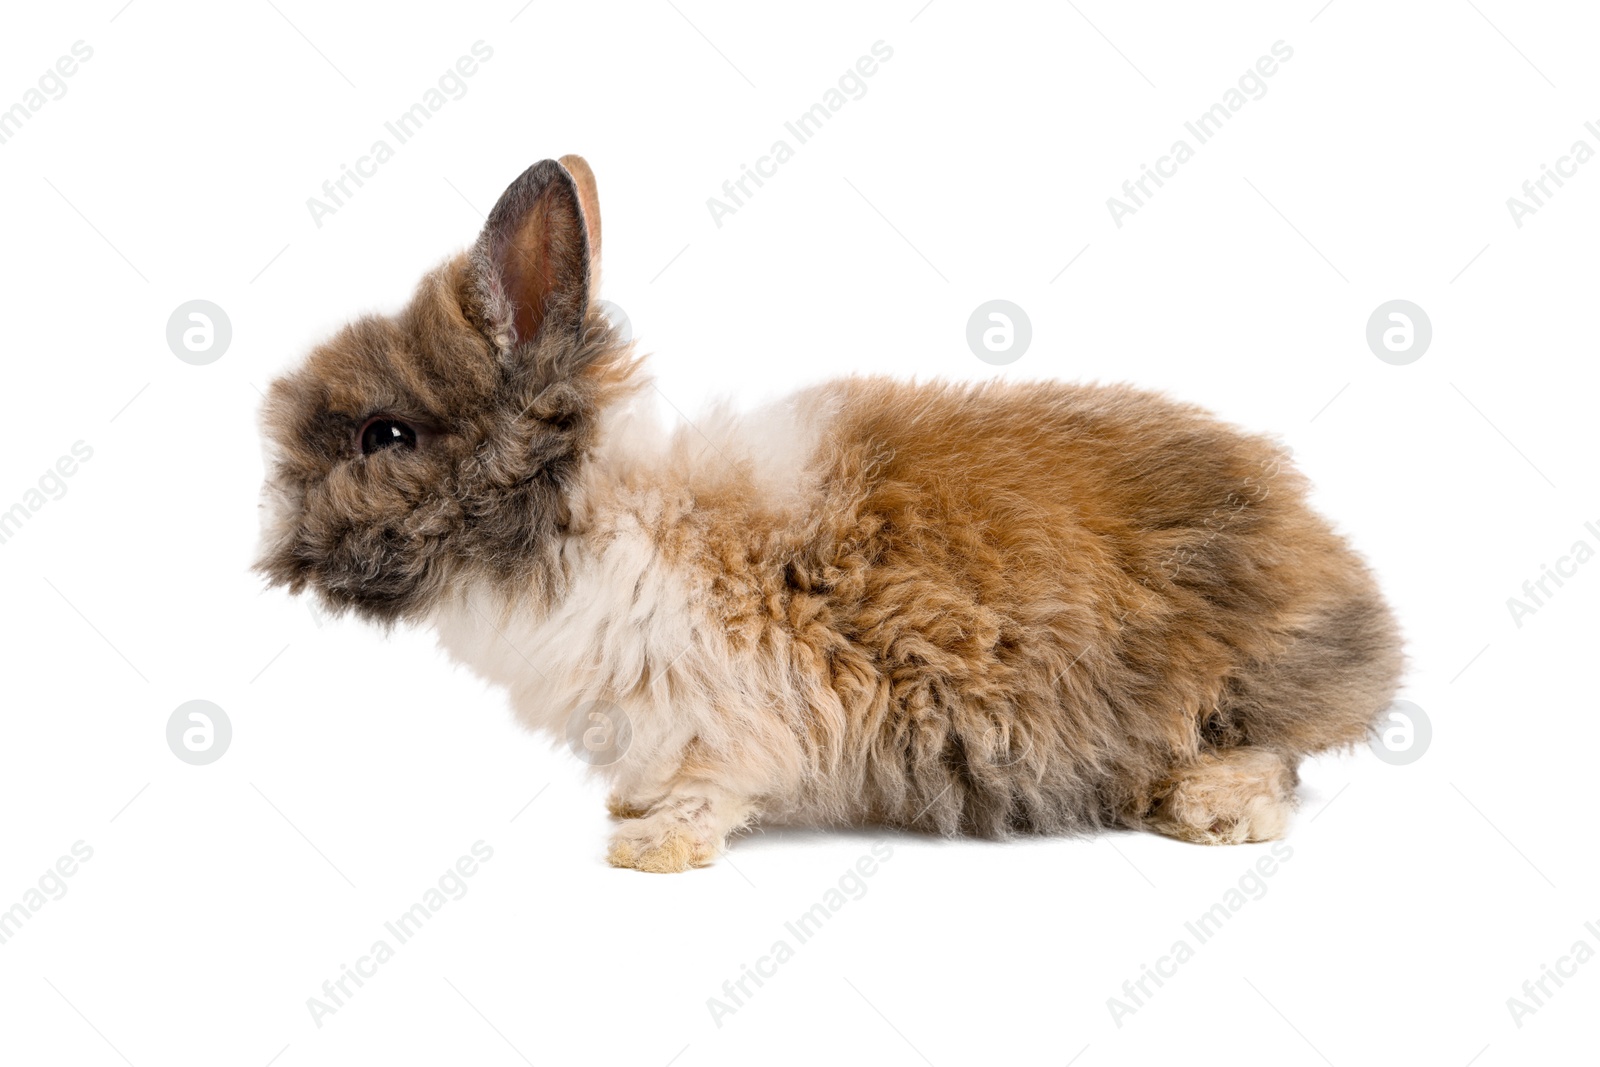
xmin=255 ymin=156 xmax=640 ymax=625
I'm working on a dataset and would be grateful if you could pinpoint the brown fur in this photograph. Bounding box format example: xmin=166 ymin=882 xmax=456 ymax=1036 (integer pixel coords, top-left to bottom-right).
xmin=592 ymin=377 xmax=1401 ymax=842
xmin=256 ymin=156 xmax=1403 ymax=872
xmin=255 ymin=159 xmax=639 ymax=624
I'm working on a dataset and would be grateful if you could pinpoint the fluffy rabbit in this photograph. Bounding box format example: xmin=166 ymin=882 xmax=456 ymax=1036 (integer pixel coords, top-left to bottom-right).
xmin=256 ymin=156 xmax=1403 ymax=873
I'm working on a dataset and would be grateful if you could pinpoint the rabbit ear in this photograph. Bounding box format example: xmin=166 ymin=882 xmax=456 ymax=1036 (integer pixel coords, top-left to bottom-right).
xmin=558 ymin=154 xmax=602 ymax=271
xmin=471 ymin=158 xmax=591 ymax=355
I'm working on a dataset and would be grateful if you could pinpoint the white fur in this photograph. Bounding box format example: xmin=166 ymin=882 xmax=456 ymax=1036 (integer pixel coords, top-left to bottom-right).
xmin=430 ymin=389 xmax=833 ymax=806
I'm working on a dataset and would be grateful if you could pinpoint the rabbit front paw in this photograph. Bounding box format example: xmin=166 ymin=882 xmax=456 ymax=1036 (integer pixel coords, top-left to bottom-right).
xmin=606 ymin=810 xmax=717 ymax=873
xmin=605 ymin=785 xmax=756 ymax=873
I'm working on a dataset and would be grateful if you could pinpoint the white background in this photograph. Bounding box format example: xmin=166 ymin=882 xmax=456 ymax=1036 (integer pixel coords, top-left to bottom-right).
xmin=2 ymin=2 xmax=1596 ymax=1064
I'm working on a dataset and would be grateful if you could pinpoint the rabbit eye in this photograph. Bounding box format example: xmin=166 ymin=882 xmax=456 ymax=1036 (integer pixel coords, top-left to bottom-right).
xmin=359 ymin=417 xmax=417 ymax=455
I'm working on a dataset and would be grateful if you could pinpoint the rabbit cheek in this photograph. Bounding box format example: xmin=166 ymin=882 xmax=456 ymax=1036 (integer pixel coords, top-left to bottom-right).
xmin=299 ymin=505 xmax=451 ymax=623
xmin=272 ymin=465 xmax=454 ymax=624
xmin=319 ymin=525 xmax=436 ymax=622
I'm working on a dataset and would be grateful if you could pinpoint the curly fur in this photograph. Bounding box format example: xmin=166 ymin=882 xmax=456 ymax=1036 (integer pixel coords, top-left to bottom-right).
xmin=256 ymin=156 xmax=1404 ymax=872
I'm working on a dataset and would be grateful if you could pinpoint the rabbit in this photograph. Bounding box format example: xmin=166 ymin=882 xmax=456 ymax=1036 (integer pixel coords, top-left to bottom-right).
xmin=256 ymin=155 xmax=1404 ymax=873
